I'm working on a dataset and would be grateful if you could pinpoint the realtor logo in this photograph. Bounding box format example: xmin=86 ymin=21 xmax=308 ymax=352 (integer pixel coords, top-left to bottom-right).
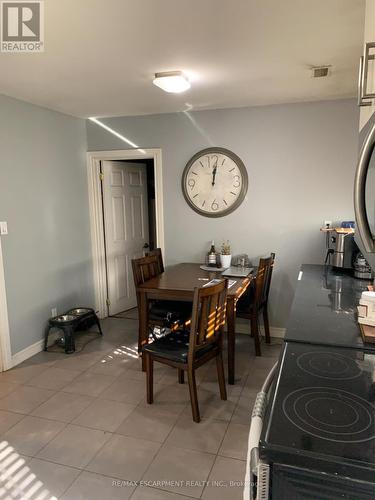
xmin=1 ymin=1 xmax=44 ymax=52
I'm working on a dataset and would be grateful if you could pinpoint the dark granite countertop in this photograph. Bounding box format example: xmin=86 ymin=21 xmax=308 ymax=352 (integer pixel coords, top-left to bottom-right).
xmin=284 ymin=264 xmax=374 ymax=351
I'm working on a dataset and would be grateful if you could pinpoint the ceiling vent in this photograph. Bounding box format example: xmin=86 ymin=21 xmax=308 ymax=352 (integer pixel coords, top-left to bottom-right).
xmin=311 ymin=66 xmax=332 ymax=78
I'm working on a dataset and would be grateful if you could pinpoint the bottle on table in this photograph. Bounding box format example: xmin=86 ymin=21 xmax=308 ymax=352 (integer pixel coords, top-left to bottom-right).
xmin=207 ymin=240 xmax=217 ymax=267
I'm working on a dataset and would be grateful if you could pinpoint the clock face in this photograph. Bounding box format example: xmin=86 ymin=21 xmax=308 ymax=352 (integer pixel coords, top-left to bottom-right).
xmin=182 ymin=147 xmax=248 ymax=217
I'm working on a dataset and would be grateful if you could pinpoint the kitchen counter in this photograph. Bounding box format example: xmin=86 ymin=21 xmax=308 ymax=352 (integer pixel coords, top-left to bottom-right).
xmin=284 ymin=264 xmax=374 ymax=351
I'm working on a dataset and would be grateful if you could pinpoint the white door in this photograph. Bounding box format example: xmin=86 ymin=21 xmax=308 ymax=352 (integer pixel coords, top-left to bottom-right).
xmin=102 ymin=161 xmax=149 ymax=315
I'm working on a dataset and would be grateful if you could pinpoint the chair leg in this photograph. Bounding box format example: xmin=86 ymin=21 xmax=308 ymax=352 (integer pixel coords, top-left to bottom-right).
xmin=142 ymin=355 xmax=147 ymax=372
xmin=251 ymin=315 xmax=261 ymax=356
xmin=145 ymin=353 xmax=154 ymax=404
xmin=178 ymin=369 xmax=184 ymax=384
xmin=216 ymin=353 xmax=227 ymax=401
xmin=263 ymin=306 xmax=271 ymax=344
xmin=187 ymin=368 xmax=200 ymax=423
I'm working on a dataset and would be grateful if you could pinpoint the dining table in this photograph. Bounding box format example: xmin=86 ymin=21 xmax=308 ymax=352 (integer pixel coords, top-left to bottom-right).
xmin=137 ymin=262 xmax=254 ymax=385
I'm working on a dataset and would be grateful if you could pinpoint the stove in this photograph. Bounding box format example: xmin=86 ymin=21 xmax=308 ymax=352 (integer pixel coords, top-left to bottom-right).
xmin=261 ymin=342 xmax=375 ymax=484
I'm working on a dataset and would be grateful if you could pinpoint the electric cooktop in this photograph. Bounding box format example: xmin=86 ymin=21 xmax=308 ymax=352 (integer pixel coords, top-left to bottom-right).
xmin=261 ymin=342 xmax=375 ymax=483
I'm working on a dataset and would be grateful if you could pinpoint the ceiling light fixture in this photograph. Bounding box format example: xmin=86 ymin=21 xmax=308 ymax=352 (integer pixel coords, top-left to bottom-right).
xmin=153 ymin=71 xmax=191 ymax=93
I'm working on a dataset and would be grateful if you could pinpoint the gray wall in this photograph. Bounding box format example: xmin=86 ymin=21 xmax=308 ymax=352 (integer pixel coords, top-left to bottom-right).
xmin=87 ymin=99 xmax=359 ymax=329
xmin=0 ymin=94 xmax=94 ymax=354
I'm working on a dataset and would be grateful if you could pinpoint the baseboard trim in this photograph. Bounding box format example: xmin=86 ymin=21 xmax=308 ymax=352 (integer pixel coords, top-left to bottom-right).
xmin=11 ymin=339 xmax=44 ymax=368
xmin=235 ymin=321 xmax=286 ymax=338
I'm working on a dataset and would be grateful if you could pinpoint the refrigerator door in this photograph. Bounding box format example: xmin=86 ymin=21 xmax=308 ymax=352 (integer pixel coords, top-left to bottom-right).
xmin=354 ymin=115 xmax=375 ymax=272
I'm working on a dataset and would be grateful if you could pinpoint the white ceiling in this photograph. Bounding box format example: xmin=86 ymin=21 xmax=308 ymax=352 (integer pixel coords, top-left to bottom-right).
xmin=0 ymin=0 xmax=365 ymax=118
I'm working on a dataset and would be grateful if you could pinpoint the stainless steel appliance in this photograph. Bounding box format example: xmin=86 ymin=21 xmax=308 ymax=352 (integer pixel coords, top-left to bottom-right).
xmin=246 ymin=265 xmax=375 ymax=499
xmin=354 ymin=252 xmax=374 ymax=279
xmin=248 ymin=343 xmax=375 ymax=499
xmin=329 ymin=230 xmax=357 ymax=269
xmin=245 ymin=362 xmax=278 ymax=500
xmin=354 ymin=114 xmax=375 ymax=276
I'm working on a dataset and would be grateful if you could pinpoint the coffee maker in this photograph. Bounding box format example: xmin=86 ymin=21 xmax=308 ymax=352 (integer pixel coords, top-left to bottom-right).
xmin=331 ymin=231 xmax=357 ymax=269
xmin=323 ymin=224 xmax=374 ymax=279
xmin=324 ymin=227 xmax=357 ymax=270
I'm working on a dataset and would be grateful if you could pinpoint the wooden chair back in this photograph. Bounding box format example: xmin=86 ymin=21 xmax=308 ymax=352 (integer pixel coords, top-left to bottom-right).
xmin=146 ymin=248 xmax=164 ymax=273
xmin=132 ymin=254 xmax=161 ymax=289
xmin=254 ymin=254 xmax=275 ymax=310
xmin=188 ymin=279 xmax=228 ymax=362
xmin=264 ymin=252 xmax=275 ymax=304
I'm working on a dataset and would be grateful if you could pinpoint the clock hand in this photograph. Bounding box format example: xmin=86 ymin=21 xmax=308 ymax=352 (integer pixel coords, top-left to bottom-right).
xmin=212 ymin=166 xmax=217 ymax=186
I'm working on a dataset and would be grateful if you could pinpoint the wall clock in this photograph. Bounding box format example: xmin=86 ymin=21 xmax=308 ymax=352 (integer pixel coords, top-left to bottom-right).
xmin=182 ymin=147 xmax=248 ymax=217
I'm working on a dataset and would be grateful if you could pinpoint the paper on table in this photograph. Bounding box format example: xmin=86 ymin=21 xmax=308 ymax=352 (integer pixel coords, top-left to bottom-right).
xmin=203 ymin=278 xmax=236 ymax=289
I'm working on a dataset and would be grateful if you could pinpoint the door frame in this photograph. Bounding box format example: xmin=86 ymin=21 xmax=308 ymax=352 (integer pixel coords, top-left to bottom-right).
xmin=87 ymin=148 xmax=165 ymax=318
xmin=0 ymin=237 xmax=12 ymax=371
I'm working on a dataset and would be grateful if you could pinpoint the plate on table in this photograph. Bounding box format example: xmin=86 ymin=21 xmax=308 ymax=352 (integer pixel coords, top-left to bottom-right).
xmin=199 ymin=265 xmax=225 ymax=272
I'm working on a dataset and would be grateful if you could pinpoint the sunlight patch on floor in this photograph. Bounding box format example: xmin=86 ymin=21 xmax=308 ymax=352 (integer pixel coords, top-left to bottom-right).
xmin=0 ymin=442 xmax=56 ymax=500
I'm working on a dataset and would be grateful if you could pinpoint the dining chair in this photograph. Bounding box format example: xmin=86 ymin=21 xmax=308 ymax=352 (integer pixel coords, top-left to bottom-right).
xmin=146 ymin=247 xmax=164 ymax=273
xmin=131 ymin=254 xmax=191 ymax=335
xmin=236 ymin=253 xmax=275 ymax=356
xmin=143 ymin=279 xmax=228 ymax=423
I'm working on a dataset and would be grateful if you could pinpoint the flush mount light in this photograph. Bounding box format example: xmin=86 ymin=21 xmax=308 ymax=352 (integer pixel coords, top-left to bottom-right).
xmin=153 ymin=71 xmax=191 ymax=93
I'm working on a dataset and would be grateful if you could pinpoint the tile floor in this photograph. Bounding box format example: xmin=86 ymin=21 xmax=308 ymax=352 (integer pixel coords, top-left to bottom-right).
xmin=0 ymin=316 xmax=281 ymax=499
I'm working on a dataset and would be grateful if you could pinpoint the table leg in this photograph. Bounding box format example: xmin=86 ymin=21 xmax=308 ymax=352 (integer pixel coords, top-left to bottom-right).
xmin=227 ymin=298 xmax=236 ymax=385
xmin=138 ymin=291 xmax=148 ymax=371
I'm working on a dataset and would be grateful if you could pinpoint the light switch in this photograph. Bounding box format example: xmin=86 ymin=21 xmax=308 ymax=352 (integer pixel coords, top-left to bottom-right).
xmin=0 ymin=222 xmax=8 ymax=235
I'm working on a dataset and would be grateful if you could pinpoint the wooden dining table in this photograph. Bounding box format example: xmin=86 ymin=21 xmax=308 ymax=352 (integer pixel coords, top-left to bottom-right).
xmin=137 ymin=263 xmax=254 ymax=384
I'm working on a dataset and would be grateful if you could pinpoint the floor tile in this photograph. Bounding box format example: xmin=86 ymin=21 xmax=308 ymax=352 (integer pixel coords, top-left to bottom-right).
xmin=32 ymin=392 xmax=94 ymax=422
xmin=165 ymin=416 xmax=228 ymax=454
xmin=156 ymin=367 xmax=185 ymax=386
xmin=3 ymin=416 xmax=65 ymax=456
xmin=27 ymin=458 xmax=81 ymax=497
xmin=138 ymin=384 xmax=190 ymax=416
xmin=201 ymin=456 xmax=246 ymax=500
xmin=86 ymin=357 xmax=132 ymax=377
xmin=231 ymin=394 xmax=256 ymax=425
xmin=83 ymin=338 xmax=116 ymax=353
xmin=219 ymin=423 xmax=249 ymax=460
xmin=100 ymin=378 xmax=147 ymax=405
xmin=0 ymin=381 xmax=19 ymax=398
xmin=0 ymin=385 xmax=54 ymax=414
xmin=0 ymin=410 xmax=24 ymax=434
xmin=26 ymin=366 xmax=81 ymax=390
xmin=61 ymin=471 xmax=135 ymax=500
xmin=123 ymin=364 xmax=168 ymax=383
xmin=115 ymin=405 xmax=178 ymax=443
xmin=131 ymin=486 xmax=193 ymax=500
xmin=0 ymin=317 xmax=265 ymax=500
xmin=21 ymin=350 xmax=62 ymax=366
xmin=62 ymin=372 xmax=116 ymax=397
xmin=190 ymin=388 xmax=237 ymax=421
xmin=241 ymin=369 xmax=271 ymax=397
xmin=0 ymin=363 xmax=50 ymax=385
xmin=86 ymin=434 xmax=160 ymax=480
xmin=250 ymin=355 xmax=279 ymax=371
xmin=0 ymin=448 xmax=40 ymax=498
xmin=199 ymin=379 xmax=242 ymax=401
xmin=54 ymin=351 xmax=104 ymax=371
xmin=143 ymin=445 xmax=215 ymax=498
xmin=37 ymin=424 xmax=110 ymax=468
xmin=73 ymin=399 xmax=136 ymax=432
